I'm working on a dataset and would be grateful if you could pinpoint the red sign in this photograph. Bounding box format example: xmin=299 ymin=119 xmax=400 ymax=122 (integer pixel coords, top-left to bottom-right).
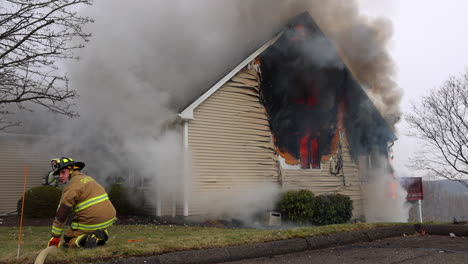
xmin=400 ymin=177 xmax=424 ymax=200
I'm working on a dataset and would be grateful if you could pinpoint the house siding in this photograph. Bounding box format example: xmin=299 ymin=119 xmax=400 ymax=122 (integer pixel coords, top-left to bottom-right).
xmin=185 ymin=66 xmax=365 ymax=219
xmin=0 ymin=134 xmax=51 ymax=214
xmin=187 ymin=67 xmax=281 ymax=216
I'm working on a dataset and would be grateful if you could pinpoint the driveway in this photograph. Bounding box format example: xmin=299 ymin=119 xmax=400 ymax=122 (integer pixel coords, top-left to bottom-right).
xmin=222 ymin=235 xmax=468 ymax=264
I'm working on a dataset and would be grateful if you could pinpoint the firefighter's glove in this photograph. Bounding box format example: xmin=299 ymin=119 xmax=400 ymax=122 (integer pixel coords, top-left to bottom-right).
xmin=48 ymin=237 xmax=60 ymax=247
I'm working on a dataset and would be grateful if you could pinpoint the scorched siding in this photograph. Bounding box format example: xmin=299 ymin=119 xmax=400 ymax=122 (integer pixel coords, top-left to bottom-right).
xmin=187 ymin=67 xmax=280 ymax=216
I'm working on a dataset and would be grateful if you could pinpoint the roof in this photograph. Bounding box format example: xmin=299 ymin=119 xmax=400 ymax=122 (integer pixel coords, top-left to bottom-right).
xmin=178 ymin=32 xmax=282 ymax=120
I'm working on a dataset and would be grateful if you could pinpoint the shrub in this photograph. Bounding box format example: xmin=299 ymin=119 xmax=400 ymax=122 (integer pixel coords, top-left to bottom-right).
xmin=18 ymin=186 xmax=62 ymax=218
xmin=275 ymin=189 xmax=315 ymax=224
xmin=108 ymin=184 xmax=146 ymax=215
xmin=312 ymin=193 xmax=353 ymax=225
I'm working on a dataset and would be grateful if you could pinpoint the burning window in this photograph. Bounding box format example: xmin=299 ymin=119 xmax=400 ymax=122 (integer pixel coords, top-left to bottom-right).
xmin=259 ymin=14 xmax=345 ymax=170
xmin=258 ymin=12 xmax=396 ymax=172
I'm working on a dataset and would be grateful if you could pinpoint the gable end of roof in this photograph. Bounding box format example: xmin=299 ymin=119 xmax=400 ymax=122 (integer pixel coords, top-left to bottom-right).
xmin=179 ymin=32 xmax=283 ymax=120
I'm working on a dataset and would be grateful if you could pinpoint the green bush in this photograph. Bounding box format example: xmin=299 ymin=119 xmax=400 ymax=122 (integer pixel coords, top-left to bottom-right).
xmin=18 ymin=186 xmax=62 ymax=218
xmin=108 ymin=184 xmax=146 ymax=215
xmin=275 ymin=189 xmax=315 ymax=224
xmin=312 ymin=193 xmax=353 ymax=225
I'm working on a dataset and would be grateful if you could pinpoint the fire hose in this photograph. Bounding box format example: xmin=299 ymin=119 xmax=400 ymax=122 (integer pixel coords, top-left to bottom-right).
xmin=34 ymin=246 xmax=57 ymax=264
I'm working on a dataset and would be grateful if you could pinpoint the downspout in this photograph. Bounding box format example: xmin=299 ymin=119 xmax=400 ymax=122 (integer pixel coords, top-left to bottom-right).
xmin=156 ymin=193 xmax=161 ymax=217
xmin=182 ymin=118 xmax=190 ymax=216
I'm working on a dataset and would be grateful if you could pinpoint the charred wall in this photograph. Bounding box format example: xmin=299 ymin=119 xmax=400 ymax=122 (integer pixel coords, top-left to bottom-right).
xmin=344 ymin=74 xmax=395 ymax=161
xmin=259 ymin=12 xmax=394 ymax=168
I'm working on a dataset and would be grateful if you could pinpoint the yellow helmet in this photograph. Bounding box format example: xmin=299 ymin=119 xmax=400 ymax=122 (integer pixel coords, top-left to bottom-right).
xmin=51 ymin=157 xmax=85 ymax=175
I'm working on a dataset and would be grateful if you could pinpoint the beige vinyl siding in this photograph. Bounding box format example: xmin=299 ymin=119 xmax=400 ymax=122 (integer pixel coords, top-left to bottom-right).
xmin=188 ymin=67 xmax=280 ymax=216
xmin=282 ymin=137 xmax=364 ymax=219
xmin=0 ymin=134 xmax=52 ymax=214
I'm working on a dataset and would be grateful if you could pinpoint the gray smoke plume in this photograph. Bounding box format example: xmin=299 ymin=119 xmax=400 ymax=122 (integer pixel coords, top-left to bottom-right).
xmin=10 ymin=0 xmax=403 ymax=222
xmin=74 ymin=0 xmax=402 ymax=126
xmin=43 ymin=0 xmax=321 ymax=216
xmin=305 ymin=0 xmax=403 ymax=125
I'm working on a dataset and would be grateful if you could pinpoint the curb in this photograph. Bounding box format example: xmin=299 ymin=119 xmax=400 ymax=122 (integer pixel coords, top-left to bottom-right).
xmin=96 ymin=224 xmax=463 ymax=264
xmin=418 ymin=224 xmax=468 ymax=236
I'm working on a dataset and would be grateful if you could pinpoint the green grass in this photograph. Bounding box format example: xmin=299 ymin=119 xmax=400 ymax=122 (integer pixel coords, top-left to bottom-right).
xmin=0 ymin=223 xmax=409 ymax=264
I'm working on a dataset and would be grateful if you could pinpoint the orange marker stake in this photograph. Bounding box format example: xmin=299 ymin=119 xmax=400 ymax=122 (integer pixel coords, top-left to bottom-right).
xmin=17 ymin=165 xmax=29 ymax=259
xmin=127 ymin=239 xmax=144 ymax=243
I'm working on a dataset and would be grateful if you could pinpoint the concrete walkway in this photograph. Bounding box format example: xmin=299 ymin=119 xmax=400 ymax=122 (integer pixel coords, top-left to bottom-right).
xmin=96 ymin=224 xmax=468 ymax=264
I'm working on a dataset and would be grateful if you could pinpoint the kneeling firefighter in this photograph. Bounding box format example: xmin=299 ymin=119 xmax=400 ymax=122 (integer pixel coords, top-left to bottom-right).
xmin=47 ymin=157 xmax=116 ymax=248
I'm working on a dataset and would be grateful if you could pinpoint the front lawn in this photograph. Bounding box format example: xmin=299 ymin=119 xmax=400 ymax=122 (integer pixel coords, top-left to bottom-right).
xmin=0 ymin=223 xmax=407 ymax=264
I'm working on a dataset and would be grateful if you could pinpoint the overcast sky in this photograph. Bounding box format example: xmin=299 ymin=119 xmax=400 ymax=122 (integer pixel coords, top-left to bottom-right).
xmin=358 ymin=0 xmax=468 ymax=177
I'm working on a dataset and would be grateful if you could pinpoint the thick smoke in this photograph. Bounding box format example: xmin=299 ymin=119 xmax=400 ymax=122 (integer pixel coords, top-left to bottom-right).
xmin=44 ymin=0 xmax=317 ymax=217
xmin=194 ymin=183 xmax=281 ymax=226
xmin=12 ymin=0 xmax=404 ymax=222
xmin=361 ymin=155 xmax=410 ymax=222
xmin=304 ymin=0 xmax=403 ymax=125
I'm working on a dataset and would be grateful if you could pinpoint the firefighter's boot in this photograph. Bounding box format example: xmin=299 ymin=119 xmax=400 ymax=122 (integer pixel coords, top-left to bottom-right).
xmin=77 ymin=230 xmax=109 ymax=248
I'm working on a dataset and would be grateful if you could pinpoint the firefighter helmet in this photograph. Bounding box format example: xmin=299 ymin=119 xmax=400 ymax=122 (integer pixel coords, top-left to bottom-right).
xmin=51 ymin=157 xmax=85 ymax=175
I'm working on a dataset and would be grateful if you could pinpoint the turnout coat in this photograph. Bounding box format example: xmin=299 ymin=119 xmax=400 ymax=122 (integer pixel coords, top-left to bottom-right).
xmin=51 ymin=171 xmax=116 ymax=237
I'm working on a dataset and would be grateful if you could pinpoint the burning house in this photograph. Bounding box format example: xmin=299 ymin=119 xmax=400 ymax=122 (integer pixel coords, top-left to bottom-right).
xmin=174 ymin=12 xmax=396 ymax=220
xmin=0 ymin=10 xmax=399 ymax=222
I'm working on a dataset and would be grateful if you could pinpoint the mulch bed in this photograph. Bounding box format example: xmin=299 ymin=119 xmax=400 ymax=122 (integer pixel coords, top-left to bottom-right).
xmin=0 ymin=215 xmax=53 ymax=227
xmin=0 ymin=215 xmax=244 ymax=228
xmin=0 ymin=215 xmax=175 ymax=227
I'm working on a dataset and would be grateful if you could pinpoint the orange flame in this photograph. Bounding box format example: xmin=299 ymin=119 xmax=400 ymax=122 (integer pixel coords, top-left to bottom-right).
xmin=390 ymin=182 xmax=397 ymax=199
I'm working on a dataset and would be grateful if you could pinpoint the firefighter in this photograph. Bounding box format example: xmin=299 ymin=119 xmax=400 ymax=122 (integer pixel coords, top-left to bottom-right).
xmin=43 ymin=171 xmax=59 ymax=187
xmin=47 ymin=157 xmax=116 ymax=248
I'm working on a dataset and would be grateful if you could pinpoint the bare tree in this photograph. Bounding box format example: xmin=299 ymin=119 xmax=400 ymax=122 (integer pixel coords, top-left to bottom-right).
xmin=0 ymin=0 xmax=93 ymax=130
xmin=406 ymin=69 xmax=468 ymax=188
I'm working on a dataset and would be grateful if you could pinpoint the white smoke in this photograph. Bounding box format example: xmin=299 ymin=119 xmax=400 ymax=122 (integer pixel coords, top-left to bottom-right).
xmin=39 ymin=0 xmax=315 ymax=217
xmin=194 ymin=183 xmax=281 ymax=226
xmin=362 ymin=155 xmax=410 ymax=222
